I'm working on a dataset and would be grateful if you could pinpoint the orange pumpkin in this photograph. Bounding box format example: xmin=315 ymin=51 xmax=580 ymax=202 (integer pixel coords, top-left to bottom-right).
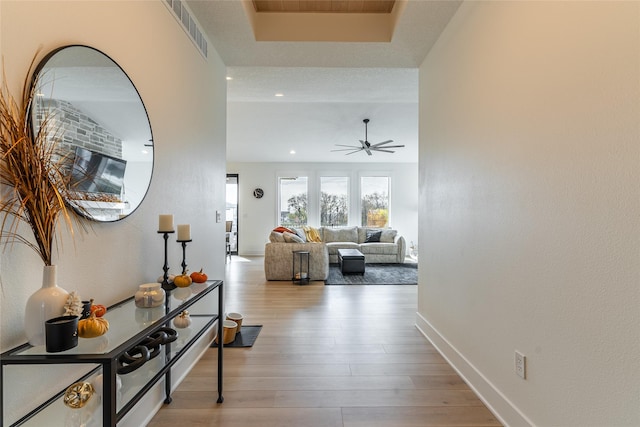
xmin=78 ymin=312 xmax=109 ymax=338
xmin=174 ymin=273 xmax=192 ymax=288
xmin=89 ymin=299 xmax=107 ymax=317
xmin=190 ymin=268 xmax=207 ymax=283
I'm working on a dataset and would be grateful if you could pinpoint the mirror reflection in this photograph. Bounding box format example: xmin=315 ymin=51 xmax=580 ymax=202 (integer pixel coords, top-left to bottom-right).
xmin=31 ymin=45 xmax=153 ymax=222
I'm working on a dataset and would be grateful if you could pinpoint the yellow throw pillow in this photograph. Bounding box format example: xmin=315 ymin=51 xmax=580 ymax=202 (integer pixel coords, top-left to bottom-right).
xmin=302 ymin=226 xmax=322 ymax=242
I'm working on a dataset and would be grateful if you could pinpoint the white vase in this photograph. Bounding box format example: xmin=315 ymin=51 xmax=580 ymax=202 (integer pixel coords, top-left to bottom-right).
xmin=24 ymin=265 xmax=69 ymax=346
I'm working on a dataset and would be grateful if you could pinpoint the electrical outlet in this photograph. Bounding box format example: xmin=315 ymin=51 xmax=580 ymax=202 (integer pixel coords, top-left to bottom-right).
xmin=515 ymin=351 xmax=526 ymax=379
xmin=216 ymin=211 xmax=221 ymax=223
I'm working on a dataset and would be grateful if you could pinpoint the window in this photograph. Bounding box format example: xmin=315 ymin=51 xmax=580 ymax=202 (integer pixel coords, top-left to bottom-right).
xmin=320 ymin=176 xmax=349 ymax=227
xmin=279 ymin=176 xmax=308 ymax=227
xmin=361 ymin=176 xmax=389 ymax=227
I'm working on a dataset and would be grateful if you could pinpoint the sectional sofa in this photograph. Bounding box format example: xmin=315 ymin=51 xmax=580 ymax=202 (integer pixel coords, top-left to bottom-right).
xmin=264 ymin=226 xmax=406 ymax=281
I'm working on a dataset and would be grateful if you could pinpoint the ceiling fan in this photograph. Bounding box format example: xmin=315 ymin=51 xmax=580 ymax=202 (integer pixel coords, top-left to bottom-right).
xmin=332 ymin=118 xmax=404 ymax=156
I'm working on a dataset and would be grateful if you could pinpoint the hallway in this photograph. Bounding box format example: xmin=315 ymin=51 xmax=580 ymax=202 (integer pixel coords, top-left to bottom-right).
xmin=149 ymin=256 xmax=501 ymax=426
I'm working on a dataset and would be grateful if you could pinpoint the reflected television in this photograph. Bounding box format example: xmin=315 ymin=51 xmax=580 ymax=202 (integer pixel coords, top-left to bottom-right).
xmin=69 ymin=146 xmax=127 ymax=196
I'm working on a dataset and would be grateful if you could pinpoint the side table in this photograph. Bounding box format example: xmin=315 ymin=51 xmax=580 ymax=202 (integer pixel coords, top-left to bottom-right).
xmin=292 ymin=250 xmax=310 ymax=285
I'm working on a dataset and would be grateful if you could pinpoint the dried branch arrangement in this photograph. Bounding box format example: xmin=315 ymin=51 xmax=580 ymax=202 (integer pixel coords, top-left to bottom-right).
xmin=0 ymin=58 xmax=86 ymax=265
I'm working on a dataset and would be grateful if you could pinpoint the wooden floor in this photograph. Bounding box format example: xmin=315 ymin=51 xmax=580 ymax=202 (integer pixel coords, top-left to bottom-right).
xmin=148 ymin=256 xmax=501 ymax=427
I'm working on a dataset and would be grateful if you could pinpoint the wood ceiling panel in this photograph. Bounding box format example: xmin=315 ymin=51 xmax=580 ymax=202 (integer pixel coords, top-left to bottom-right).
xmin=347 ymin=0 xmax=365 ymax=12
xmin=253 ymin=1 xmax=283 ymax=12
xmin=282 ymin=1 xmax=300 ymax=11
xmin=362 ymin=1 xmax=394 ymax=13
xmin=252 ymin=0 xmax=395 ymax=13
xmin=331 ymin=1 xmax=350 ymax=12
xmin=299 ymin=0 xmax=333 ymax=13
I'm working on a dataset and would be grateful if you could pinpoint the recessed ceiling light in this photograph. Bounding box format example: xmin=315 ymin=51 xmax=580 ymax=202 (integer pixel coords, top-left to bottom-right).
xmin=141 ymin=149 xmax=149 ymax=154
xmin=275 ymin=93 xmax=284 ymax=97
xmin=290 ymin=150 xmax=296 ymax=154
xmin=226 ymin=76 xmax=233 ymax=80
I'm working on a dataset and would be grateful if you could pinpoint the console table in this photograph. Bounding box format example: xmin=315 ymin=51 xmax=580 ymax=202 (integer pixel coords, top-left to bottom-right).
xmin=0 ymin=280 xmax=224 ymax=426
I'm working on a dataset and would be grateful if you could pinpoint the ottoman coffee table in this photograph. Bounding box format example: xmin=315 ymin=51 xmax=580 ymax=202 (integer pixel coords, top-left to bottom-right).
xmin=338 ymin=248 xmax=365 ymax=275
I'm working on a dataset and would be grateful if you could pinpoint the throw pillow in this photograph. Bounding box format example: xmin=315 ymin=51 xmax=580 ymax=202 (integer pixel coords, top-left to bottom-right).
xmin=273 ymin=226 xmax=295 ymax=234
xmin=292 ymin=227 xmax=307 ymax=242
xmin=269 ymin=231 xmax=285 ymax=243
xmin=302 ymin=226 xmax=322 ymax=242
xmin=364 ymin=229 xmax=382 ymax=243
xmin=323 ymin=226 xmax=358 ymax=243
xmin=283 ymin=231 xmax=304 ymax=243
xmin=380 ymin=229 xmax=397 ymax=243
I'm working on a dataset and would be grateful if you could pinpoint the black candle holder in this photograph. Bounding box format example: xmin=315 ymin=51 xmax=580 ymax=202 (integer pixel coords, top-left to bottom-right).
xmin=177 ymin=239 xmax=192 ymax=274
xmin=158 ymin=230 xmax=175 ymax=291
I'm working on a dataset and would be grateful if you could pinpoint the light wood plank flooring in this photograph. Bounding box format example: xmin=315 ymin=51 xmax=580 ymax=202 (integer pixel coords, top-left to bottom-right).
xmin=148 ymin=256 xmax=501 ymax=427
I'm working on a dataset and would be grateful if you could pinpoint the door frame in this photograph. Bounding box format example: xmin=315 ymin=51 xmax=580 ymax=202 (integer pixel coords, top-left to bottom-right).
xmin=226 ymin=173 xmax=239 ymax=255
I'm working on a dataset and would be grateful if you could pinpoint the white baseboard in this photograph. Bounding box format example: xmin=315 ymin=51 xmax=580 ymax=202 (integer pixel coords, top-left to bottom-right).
xmin=415 ymin=312 xmax=534 ymax=427
xmin=237 ymin=251 xmax=264 ymax=257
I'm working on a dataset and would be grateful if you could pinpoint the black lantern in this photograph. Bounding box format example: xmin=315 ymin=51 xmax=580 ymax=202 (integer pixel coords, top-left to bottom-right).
xmin=292 ymin=250 xmax=310 ymax=285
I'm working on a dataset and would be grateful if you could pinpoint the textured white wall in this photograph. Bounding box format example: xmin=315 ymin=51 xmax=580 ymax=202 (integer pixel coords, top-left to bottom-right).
xmin=0 ymin=1 xmax=227 ymax=424
xmin=227 ymin=162 xmax=418 ymax=256
xmin=417 ymin=2 xmax=640 ymax=426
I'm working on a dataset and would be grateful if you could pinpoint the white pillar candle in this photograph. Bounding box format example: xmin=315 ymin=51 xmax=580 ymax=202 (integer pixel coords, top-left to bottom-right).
xmin=158 ymin=214 xmax=174 ymax=232
xmin=177 ymin=224 xmax=191 ymax=241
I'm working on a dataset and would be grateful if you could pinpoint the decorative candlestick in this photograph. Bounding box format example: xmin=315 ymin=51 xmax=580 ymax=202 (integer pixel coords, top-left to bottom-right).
xmin=158 ymin=230 xmax=175 ymax=291
xmin=177 ymin=238 xmax=192 ymax=275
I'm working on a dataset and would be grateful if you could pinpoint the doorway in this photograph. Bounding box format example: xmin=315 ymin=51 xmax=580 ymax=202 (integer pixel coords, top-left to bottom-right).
xmin=225 ymin=174 xmax=238 ymax=255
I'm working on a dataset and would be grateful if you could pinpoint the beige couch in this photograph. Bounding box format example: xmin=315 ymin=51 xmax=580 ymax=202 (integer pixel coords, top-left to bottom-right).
xmin=264 ymin=242 xmax=329 ymax=281
xmin=264 ymin=226 xmax=406 ymax=281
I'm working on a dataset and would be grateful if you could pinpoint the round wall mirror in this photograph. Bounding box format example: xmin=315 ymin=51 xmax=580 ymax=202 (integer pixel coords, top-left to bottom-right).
xmin=30 ymin=45 xmax=153 ymax=222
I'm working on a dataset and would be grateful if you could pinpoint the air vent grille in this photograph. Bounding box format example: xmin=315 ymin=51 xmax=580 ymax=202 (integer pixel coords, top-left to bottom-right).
xmin=164 ymin=0 xmax=208 ymax=58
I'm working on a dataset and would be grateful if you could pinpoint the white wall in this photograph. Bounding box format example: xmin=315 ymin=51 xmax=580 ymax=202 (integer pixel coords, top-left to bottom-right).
xmin=227 ymin=161 xmax=418 ymax=256
xmin=0 ymin=1 xmax=227 ymax=424
xmin=417 ymin=2 xmax=639 ymax=426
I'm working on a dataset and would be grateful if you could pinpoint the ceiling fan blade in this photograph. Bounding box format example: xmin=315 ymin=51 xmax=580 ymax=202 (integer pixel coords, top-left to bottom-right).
xmin=371 ymin=148 xmax=396 ymax=153
xmin=335 ymin=144 xmax=360 ymax=148
xmin=345 ymin=149 xmax=363 ymax=155
xmin=371 ymin=140 xmax=394 ymax=147
xmin=331 ymin=148 xmax=362 ymax=152
xmin=376 ymin=144 xmax=404 ymax=149
xmin=365 ymin=149 xmax=373 ymax=156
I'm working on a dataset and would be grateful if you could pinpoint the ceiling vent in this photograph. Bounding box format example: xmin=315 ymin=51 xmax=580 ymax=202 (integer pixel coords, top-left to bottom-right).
xmin=164 ymin=0 xmax=208 ymax=58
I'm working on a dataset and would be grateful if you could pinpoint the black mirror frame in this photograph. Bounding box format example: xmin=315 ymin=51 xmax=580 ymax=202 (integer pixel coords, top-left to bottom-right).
xmin=29 ymin=44 xmax=154 ymax=222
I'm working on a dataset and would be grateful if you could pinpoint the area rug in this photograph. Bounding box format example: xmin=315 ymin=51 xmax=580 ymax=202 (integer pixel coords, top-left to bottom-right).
xmin=211 ymin=325 xmax=262 ymax=348
xmin=325 ymin=263 xmax=417 ymax=285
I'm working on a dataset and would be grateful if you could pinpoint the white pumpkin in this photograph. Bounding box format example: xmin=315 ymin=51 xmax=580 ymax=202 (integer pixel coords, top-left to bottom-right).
xmin=157 ymin=274 xmax=175 ymax=284
xmin=173 ymin=310 xmax=191 ymax=329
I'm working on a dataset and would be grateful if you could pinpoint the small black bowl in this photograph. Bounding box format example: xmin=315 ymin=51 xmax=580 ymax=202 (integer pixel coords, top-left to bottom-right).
xmin=45 ymin=315 xmax=79 ymax=352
